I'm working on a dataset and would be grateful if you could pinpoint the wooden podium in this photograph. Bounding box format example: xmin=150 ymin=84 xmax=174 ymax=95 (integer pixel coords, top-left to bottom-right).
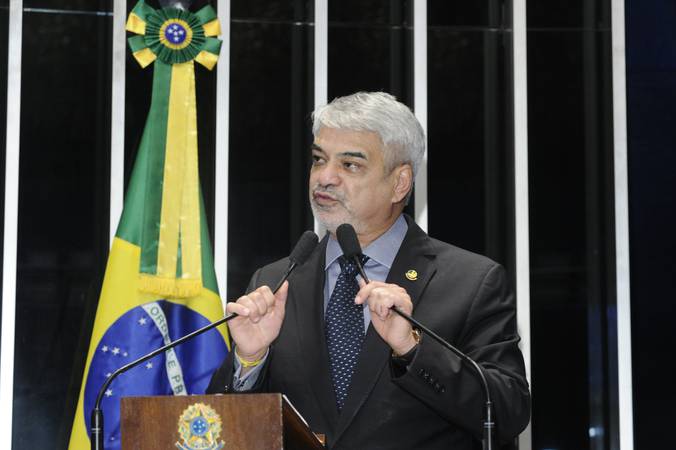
xmin=120 ymin=393 xmax=325 ymax=450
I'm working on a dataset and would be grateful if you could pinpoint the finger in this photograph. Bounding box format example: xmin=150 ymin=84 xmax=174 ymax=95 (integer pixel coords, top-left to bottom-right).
xmin=249 ymin=291 xmax=268 ymax=317
xmin=377 ymin=295 xmax=392 ymax=319
xmin=273 ymin=280 xmax=289 ymax=316
xmin=391 ymin=291 xmax=413 ymax=314
xmin=239 ymin=296 xmax=262 ymax=322
xmin=257 ymin=285 xmax=276 ymax=307
xmin=355 ymin=280 xmax=386 ymax=304
xmin=226 ymin=301 xmax=250 ymax=317
xmin=274 ymin=280 xmax=289 ymax=303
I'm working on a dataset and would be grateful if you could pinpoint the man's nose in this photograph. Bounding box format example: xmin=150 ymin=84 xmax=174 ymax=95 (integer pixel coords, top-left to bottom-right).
xmin=315 ymin=162 xmax=341 ymax=187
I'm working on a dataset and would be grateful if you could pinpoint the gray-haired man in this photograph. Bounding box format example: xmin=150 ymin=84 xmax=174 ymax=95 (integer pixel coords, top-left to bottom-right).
xmin=208 ymin=92 xmax=530 ymax=449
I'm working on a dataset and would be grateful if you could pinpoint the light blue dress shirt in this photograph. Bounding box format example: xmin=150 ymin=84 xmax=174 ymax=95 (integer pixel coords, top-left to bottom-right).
xmin=232 ymin=215 xmax=408 ymax=390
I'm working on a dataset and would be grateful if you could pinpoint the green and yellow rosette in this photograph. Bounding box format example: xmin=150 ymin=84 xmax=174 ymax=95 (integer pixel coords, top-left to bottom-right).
xmin=123 ymin=1 xmax=222 ymax=298
xmin=126 ymin=0 xmax=222 ymax=69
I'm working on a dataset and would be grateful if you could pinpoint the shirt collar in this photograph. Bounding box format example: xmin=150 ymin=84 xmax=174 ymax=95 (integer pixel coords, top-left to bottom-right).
xmin=325 ymin=214 xmax=408 ymax=270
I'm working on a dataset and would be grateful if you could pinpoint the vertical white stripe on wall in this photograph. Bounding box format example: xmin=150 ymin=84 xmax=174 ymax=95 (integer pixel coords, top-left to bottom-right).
xmin=413 ymin=0 xmax=428 ymax=232
xmin=314 ymin=0 xmax=328 ymax=109
xmin=313 ymin=0 xmax=328 ymax=237
xmin=314 ymin=0 xmax=329 ymax=238
xmin=214 ymin=0 xmax=230 ymax=306
xmin=110 ymin=0 xmax=126 ymax=244
xmin=611 ymin=1 xmax=634 ymax=449
xmin=513 ymin=0 xmax=532 ymax=449
xmin=0 ymin=1 xmax=22 ymax=447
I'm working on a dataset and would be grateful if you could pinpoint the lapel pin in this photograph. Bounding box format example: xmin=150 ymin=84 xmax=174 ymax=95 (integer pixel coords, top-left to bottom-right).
xmin=405 ymin=269 xmax=418 ymax=281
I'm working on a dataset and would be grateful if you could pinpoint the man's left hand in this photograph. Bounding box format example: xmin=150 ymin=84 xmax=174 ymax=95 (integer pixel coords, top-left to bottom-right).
xmin=355 ymin=280 xmax=417 ymax=355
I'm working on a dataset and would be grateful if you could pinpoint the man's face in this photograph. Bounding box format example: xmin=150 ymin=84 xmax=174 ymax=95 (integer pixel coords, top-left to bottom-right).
xmin=309 ymin=127 xmax=407 ymax=237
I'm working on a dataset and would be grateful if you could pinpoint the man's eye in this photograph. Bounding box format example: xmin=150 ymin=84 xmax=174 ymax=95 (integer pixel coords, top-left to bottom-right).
xmin=343 ymin=161 xmax=360 ymax=171
xmin=311 ymin=154 xmax=325 ymax=165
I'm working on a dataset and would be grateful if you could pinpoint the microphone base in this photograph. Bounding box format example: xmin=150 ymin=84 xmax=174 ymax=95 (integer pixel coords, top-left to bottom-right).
xmin=90 ymin=408 xmax=104 ymax=450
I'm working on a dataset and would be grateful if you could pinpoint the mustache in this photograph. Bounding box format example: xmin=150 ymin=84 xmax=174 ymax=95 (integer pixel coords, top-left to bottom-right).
xmin=311 ymin=185 xmax=346 ymax=203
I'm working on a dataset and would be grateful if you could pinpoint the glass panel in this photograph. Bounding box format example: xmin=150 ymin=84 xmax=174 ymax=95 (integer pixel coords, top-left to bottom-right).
xmin=227 ymin=15 xmax=314 ymax=297
xmin=528 ymin=28 xmax=615 ymax=450
xmin=428 ymin=0 xmax=502 ymax=28
xmin=13 ymin=8 xmax=112 ymax=450
xmin=527 ymin=0 xmax=610 ymax=29
xmin=626 ymin=1 xmax=676 ymax=448
xmin=327 ymin=23 xmax=413 ymax=103
xmin=23 ymin=0 xmax=112 ymax=13
xmin=427 ymin=28 xmax=514 ymax=271
xmin=329 ymin=0 xmax=409 ymax=25
xmin=232 ymin=0 xmax=311 ymax=22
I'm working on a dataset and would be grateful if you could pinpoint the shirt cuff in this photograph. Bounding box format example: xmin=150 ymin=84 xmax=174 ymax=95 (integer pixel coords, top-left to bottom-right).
xmin=390 ymin=344 xmax=419 ymax=378
xmin=232 ymin=347 xmax=269 ymax=391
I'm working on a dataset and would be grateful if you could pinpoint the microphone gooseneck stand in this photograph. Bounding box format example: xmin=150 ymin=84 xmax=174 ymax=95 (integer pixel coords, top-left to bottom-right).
xmin=335 ymin=223 xmax=495 ymax=450
xmin=91 ymin=231 xmax=319 ymax=450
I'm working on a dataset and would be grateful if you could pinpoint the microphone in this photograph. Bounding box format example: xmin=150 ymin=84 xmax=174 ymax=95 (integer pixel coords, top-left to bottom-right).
xmin=336 ymin=223 xmax=370 ymax=282
xmin=90 ymin=230 xmax=319 ymax=450
xmin=335 ymin=223 xmax=495 ymax=450
xmin=272 ymin=230 xmax=319 ymax=292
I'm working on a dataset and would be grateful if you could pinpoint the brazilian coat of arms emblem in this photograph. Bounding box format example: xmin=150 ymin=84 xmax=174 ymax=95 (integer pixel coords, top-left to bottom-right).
xmin=176 ymin=402 xmax=225 ymax=450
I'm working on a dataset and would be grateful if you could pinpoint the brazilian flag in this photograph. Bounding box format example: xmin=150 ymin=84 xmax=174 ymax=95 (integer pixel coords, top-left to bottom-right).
xmin=68 ymin=2 xmax=228 ymax=449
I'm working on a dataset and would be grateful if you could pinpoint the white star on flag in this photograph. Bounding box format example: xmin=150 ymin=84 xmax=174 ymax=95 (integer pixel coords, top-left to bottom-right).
xmin=105 ymin=389 xmax=113 ymax=397
xmin=102 ymin=345 xmax=108 ymax=353
xmin=145 ymin=362 xmax=153 ymax=370
xmin=112 ymin=347 xmax=120 ymax=355
xmin=138 ymin=317 xmax=147 ymax=325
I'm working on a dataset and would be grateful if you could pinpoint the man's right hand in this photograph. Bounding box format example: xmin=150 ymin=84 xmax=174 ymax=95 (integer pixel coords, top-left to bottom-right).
xmin=226 ymin=281 xmax=289 ymax=362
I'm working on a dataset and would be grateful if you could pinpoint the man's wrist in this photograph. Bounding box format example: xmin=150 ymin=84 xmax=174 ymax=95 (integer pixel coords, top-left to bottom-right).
xmin=392 ymin=328 xmax=421 ymax=357
xmin=235 ymin=347 xmax=268 ymax=367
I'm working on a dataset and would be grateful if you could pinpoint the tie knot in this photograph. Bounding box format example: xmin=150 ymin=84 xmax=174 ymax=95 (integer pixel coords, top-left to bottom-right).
xmin=338 ymin=255 xmax=368 ymax=277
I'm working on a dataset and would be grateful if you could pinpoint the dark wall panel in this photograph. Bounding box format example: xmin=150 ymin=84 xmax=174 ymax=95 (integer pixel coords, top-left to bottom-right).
xmin=527 ymin=4 xmax=616 ymax=449
xmin=327 ymin=0 xmax=412 ymax=103
xmin=227 ymin=3 xmax=313 ymax=298
xmin=626 ymin=1 xmax=676 ymax=448
xmin=13 ymin=7 xmax=112 ymax=450
xmin=427 ymin=28 xmax=513 ymax=269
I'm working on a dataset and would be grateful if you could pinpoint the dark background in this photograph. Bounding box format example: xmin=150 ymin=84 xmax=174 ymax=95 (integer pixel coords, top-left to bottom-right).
xmin=0 ymin=1 xmax=673 ymax=449
xmin=625 ymin=0 xmax=676 ymax=448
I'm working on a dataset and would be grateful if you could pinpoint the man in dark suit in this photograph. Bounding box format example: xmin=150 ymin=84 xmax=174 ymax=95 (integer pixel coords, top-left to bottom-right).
xmin=207 ymin=92 xmax=530 ymax=449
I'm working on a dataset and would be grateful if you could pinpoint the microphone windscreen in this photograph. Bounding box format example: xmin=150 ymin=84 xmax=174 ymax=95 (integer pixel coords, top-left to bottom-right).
xmin=289 ymin=231 xmax=319 ymax=265
xmin=336 ymin=223 xmax=362 ymax=258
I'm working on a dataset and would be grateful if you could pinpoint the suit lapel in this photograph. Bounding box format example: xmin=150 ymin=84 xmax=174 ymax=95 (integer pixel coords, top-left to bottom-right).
xmin=289 ymin=236 xmax=340 ymax=428
xmin=332 ymin=219 xmax=438 ymax=443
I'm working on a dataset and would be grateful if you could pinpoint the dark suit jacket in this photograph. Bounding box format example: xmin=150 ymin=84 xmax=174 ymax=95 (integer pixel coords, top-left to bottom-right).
xmin=207 ymin=218 xmax=530 ymax=449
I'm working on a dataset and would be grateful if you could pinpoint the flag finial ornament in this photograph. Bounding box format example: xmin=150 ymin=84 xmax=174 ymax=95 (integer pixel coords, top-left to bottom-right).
xmin=126 ymin=0 xmax=222 ymax=70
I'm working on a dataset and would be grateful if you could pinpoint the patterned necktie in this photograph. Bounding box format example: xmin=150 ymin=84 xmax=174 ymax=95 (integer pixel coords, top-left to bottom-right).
xmin=325 ymin=255 xmax=368 ymax=411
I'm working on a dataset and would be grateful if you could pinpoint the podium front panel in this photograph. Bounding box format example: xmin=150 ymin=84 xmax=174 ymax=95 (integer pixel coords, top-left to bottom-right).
xmin=120 ymin=393 xmax=283 ymax=450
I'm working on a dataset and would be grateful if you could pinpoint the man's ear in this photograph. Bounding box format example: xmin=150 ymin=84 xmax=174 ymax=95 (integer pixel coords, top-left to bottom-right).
xmin=392 ymin=164 xmax=413 ymax=204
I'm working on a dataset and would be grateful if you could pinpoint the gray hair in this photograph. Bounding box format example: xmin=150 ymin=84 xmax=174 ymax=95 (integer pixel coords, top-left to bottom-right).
xmin=311 ymin=92 xmax=426 ymax=177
